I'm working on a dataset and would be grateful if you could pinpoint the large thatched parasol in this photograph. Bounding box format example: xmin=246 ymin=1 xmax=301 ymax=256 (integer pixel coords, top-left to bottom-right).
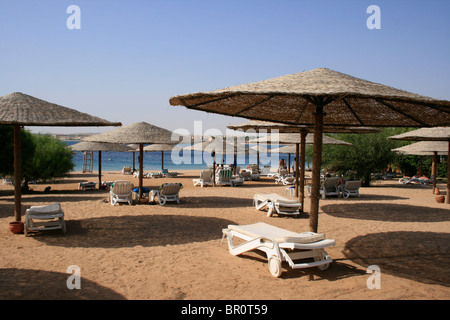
xmin=0 ymin=92 xmax=121 ymax=222
xmin=170 ymin=68 xmax=450 ymax=232
xmin=71 ymin=141 xmax=133 ymax=189
xmin=389 ymin=127 xmax=450 ymax=202
xmin=84 ymin=122 xmax=180 ymax=198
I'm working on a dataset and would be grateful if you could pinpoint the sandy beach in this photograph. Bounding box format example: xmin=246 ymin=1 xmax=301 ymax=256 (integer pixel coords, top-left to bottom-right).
xmin=0 ymin=170 xmax=449 ymax=300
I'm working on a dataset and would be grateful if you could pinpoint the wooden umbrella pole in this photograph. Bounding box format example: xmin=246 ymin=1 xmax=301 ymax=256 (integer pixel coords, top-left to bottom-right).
xmin=299 ymin=131 xmax=306 ymax=212
xmin=139 ymin=144 xmax=144 ymax=198
xmin=161 ymin=151 xmax=164 ymax=170
xmin=13 ymin=125 xmax=22 ymax=222
xmin=310 ymin=103 xmax=325 ymax=233
xmin=447 ymin=141 xmax=450 ymax=204
xmin=98 ymin=151 xmax=102 ymax=190
xmin=432 ymin=151 xmax=437 ymax=194
xmin=295 ymin=143 xmax=299 ymax=197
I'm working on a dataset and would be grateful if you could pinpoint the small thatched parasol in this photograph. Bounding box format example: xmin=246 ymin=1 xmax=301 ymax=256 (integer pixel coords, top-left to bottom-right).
xmin=0 ymin=92 xmax=121 ymax=222
xmin=170 ymin=68 xmax=450 ymax=232
xmin=140 ymin=144 xmax=178 ymax=171
xmin=389 ymin=127 xmax=450 ymax=201
xmin=71 ymin=142 xmax=133 ymax=189
xmin=84 ymin=122 xmax=180 ymax=198
xmin=229 ymin=120 xmax=377 ymax=211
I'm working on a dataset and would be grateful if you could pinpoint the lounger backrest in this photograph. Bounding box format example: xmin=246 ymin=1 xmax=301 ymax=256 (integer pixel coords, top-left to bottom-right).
xmin=161 ymin=183 xmax=182 ymax=195
xmin=201 ymin=170 xmax=213 ymax=182
xmin=323 ymin=177 xmax=340 ymax=191
xmin=112 ymin=180 xmax=133 ymax=194
xmin=219 ymin=169 xmax=233 ymax=181
xmin=344 ymin=180 xmax=361 ymax=190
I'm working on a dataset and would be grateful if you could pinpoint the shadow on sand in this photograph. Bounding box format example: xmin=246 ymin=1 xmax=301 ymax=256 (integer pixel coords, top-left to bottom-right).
xmin=28 ymin=214 xmax=236 ymax=249
xmin=321 ymin=203 xmax=450 ymax=223
xmin=343 ymin=231 xmax=450 ymax=287
xmin=0 ymin=268 xmax=125 ymax=299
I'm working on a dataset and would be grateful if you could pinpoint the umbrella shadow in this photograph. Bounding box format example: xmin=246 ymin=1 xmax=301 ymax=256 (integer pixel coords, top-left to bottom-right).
xmin=321 ymin=203 xmax=450 ymax=222
xmin=0 ymin=268 xmax=125 ymax=300
xmin=29 ymin=214 xmax=235 ymax=249
xmin=343 ymin=231 xmax=450 ymax=287
xmin=177 ymin=196 xmax=252 ymax=209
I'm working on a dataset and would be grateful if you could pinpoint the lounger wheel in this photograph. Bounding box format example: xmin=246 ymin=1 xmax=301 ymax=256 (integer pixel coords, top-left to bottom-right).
xmin=268 ymin=256 xmax=282 ymax=278
xmin=314 ymin=249 xmax=330 ymax=271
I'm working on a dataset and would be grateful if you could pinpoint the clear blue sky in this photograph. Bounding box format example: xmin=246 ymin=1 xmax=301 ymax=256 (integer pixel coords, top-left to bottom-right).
xmin=1 ymin=0 xmax=449 ymax=135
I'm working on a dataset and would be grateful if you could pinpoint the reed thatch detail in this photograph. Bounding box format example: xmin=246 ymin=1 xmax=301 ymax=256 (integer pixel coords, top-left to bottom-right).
xmin=392 ymin=141 xmax=448 ymax=155
xmin=388 ymin=127 xmax=450 ymax=141
xmin=227 ymin=120 xmax=380 ymax=134
xmin=170 ymin=68 xmax=450 ymax=127
xmin=71 ymin=141 xmax=133 ymax=152
xmin=0 ymin=92 xmax=122 ymax=127
xmin=84 ymin=122 xmax=180 ymax=144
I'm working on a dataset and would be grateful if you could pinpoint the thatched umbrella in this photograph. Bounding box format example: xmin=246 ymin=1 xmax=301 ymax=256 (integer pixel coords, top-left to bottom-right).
xmin=389 ymin=127 xmax=450 ymax=202
xmin=140 ymin=143 xmax=178 ymax=171
xmin=253 ymin=133 xmax=351 ymax=210
xmin=170 ymin=68 xmax=450 ymax=232
xmin=84 ymin=122 xmax=179 ymax=198
xmin=229 ymin=120 xmax=377 ymax=212
xmin=184 ymin=137 xmax=251 ymax=182
xmin=0 ymin=92 xmax=121 ymax=222
xmin=393 ymin=141 xmax=448 ymax=188
xmin=71 ymin=141 xmax=133 ymax=189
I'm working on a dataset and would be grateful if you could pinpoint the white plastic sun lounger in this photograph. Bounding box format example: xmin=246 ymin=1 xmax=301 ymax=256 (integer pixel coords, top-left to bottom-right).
xmin=25 ymin=203 xmax=66 ymax=236
xmin=253 ymin=193 xmax=301 ymax=217
xmin=222 ymin=222 xmax=335 ymax=277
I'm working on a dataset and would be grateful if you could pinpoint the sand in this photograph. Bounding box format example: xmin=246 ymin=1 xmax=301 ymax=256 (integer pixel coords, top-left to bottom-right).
xmin=0 ymin=170 xmax=449 ymax=300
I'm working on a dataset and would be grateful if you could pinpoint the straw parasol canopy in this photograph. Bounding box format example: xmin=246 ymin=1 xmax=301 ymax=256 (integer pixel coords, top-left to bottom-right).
xmin=140 ymin=144 xmax=178 ymax=171
xmin=71 ymin=142 xmax=133 ymax=189
xmin=84 ymin=122 xmax=180 ymax=197
xmin=253 ymin=133 xmax=352 ymax=146
xmin=227 ymin=120 xmax=381 ymax=134
xmin=389 ymin=127 xmax=450 ymax=202
xmin=392 ymin=141 xmax=448 ymax=155
xmin=0 ymin=92 xmax=121 ymax=222
xmin=170 ymin=68 xmax=450 ymax=232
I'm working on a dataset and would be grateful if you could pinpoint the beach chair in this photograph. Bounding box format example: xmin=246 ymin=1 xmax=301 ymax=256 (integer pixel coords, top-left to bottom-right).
xmin=193 ymin=170 xmax=213 ymax=187
xmin=216 ymin=169 xmax=233 ymax=186
xmin=110 ymin=180 xmax=133 ymax=205
xmin=340 ymin=180 xmax=361 ymax=198
xmin=162 ymin=168 xmax=179 ymax=177
xmin=253 ymin=193 xmax=301 ymax=217
xmin=2 ymin=176 xmax=13 ymax=185
xmin=122 ymin=166 xmax=132 ymax=175
xmin=249 ymin=165 xmax=261 ymax=180
xmin=150 ymin=183 xmax=183 ymax=205
xmin=222 ymin=222 xmax=335 ymax=277
xmin=275 ymin=175 xmax=295 ymax=186
xmin=320 ymin=177 xmax=341 ymax=199
xmin=24 ymin=203 xmax=66 ymax=236
xmin=78 ymin=181 xmax=97 ymax=190
xmin=239 ymin=170 xmax=252 ymax=181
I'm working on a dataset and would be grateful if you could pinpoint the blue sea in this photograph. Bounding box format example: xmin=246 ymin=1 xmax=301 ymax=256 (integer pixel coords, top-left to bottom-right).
xmin=65 ymin=141 xmax=299 ymax=172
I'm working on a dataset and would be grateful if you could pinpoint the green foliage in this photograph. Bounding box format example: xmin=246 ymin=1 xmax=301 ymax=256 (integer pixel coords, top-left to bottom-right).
xmin=319 ymin=128 xmax=411 ymax=186
xmin=0 ymin=126 xmax=35 ymax=177
xmin=24 ymin=134 xmax=74 ymax=181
